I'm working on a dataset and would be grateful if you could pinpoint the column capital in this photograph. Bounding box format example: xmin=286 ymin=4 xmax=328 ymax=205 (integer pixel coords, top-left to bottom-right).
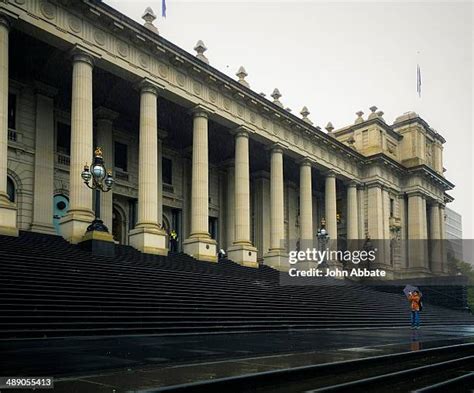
xmin=357 ymin=183 xmax=365 ymax=190
xmin=346 ymin=180 xmax=360 ymax=188
xmin=70 ymin=45 xmax=97 ymax=67
xmin=232 ymin=125 xmax=253 ymax=139
xmin=406 ymin=190 xmax=425 ymax=198
xmin=324 ymin=169 xmax=338 ymax=178
xmin=266 ymin=142 xmax=286 ymax=154
xmin=94 ymin=106 xmax=119 ymax=122
xmin=366 ymin=181 xmax=383 ymax=189
xmin=190 ymin=104 xmax=213 ymax=118
xmin=138 ymin=78 xmax=163 ymax=96
xmin=297 ymin=157 xmax=312 ymax=167
xmin=0 ymin=14 xmax=12 ymax=31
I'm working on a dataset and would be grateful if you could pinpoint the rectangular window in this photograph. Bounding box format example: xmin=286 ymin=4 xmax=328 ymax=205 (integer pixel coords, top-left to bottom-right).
xmin=8 ymin=93 xmax=16 ymax=130
xmin=56 ymin=122 xmax=71 ymax=155
xmin=390 ymin=198 xmax=394 ymax=217
xmin=163 ymin=157 xmax=172 ymax=185
xmin=114 ymin=142 xmax=128 ymax=172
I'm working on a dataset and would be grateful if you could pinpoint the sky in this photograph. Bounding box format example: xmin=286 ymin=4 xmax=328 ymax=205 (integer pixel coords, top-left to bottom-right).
xmin=106 ymin=0 xmax=473 ymax=241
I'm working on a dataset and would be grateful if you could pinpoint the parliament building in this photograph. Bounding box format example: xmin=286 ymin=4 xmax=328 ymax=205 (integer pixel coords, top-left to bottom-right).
xmin=0 ymin=0 xmax=454 ymax=278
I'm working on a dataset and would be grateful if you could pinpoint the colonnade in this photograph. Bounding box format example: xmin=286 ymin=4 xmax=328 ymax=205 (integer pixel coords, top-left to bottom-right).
xmin=0 ymin=17 xmax=448 ymax=274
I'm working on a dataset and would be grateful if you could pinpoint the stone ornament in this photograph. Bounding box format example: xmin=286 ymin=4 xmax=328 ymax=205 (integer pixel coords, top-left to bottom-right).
xmin=300 ymin=106 xmax=313 ymax=125
xmin=40 ymin=0 xmax=56 ymax=20
xmin=368 ymin=106 xmax=378 ymax=120
xmin=355 ymin=110 xmax=364 ymax=124
xmin=271 ymin=88 xmax=283 ymax=107
xmin=142 ymin=7 xmax=158 ymax=33
xmin=236 ymin=66 xmax=249 ymax=88
xmin=194 ymin=40 xmax=209 ymax=64
xmin=325 ymin=122 xmax=334 ymax=133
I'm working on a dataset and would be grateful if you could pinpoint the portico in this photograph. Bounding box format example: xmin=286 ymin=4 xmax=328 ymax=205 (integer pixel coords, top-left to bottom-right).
xmin=0 ymin=1 xmax=454 ymax=277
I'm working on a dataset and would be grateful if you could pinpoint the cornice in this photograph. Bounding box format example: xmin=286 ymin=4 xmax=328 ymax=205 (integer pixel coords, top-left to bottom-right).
xmin=80 ymin=0 xmax=366 ymax=163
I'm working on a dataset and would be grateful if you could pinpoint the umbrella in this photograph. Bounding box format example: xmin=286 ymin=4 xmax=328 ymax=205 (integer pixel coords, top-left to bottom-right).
xmin=403 ymin=285 xmax=422 ymax=296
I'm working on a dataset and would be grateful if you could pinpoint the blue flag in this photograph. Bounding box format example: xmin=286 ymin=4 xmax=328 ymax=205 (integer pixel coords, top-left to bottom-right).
xmin=162 ymin=0 xmax=166 ymax=18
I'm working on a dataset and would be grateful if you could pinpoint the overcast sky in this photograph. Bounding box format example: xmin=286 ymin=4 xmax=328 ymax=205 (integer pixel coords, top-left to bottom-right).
xmin=106 ymin=0 xmax=473 ymax=241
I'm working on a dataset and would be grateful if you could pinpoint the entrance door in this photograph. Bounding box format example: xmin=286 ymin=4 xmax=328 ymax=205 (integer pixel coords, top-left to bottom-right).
xmin=209 ymin=217 xmax=218 ymax=240
xmin=112 ymin=207 xmax=123 ymax=244
xmin=53 ymin=194 xmax=69 ymax=234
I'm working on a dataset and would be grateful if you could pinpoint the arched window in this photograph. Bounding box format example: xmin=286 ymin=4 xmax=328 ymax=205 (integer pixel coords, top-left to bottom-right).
xmin=7 ymin=176 xmax=15 ymax=203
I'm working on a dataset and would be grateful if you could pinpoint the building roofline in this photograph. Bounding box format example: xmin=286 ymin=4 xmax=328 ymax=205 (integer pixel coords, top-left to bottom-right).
xmin=393 ymin=116 xmax=446 ymax=143
xmin=85 ymin=0 xmax=367 ymax=162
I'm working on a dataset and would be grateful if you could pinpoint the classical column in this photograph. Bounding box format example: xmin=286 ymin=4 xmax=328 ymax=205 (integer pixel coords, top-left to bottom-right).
xmin=407 ymin=192 xmax=429 ymax=274
xmin=367 ymin=183 xmax=388 ymax=268
xmin=429 ymin=202 xmax=443 ymax=274
xmin=157 ymin=129 xmax=167 ymax=229
xmin=0 ymin=16 xmax=17 ymax=236
xmin=225 ymin=164 xmax=235 ymax=250
xmin=325 ymin=171 xmax=337 ymax=242
xmin=264 ymin=144 xmax=288 ymax=270
xmin=253 ymin=171 xmax=270 ymax=260
xmin=183 ymin=105 xmax=217 ymax=262
xmin=439 ymin=204 xmax=448 ymax=274
xmin=129 ymin=80 xmax=167 ymax=255
xmin=95 ymin=107 xmax=118 ymax=232
xmin=357 ymin=184 xmax=365 ymax=239
xmin=31 ymin=83 xmax=57 ymax=235
xmin=299 ymin=159 xmax=313 ymax=249
xmin=59 ymin=49 xmax=95 ymax=243
xmin=227 ymin=128 xmax=257 ymax=267
xmin=346 ymin=181 xmax=359 ymax=241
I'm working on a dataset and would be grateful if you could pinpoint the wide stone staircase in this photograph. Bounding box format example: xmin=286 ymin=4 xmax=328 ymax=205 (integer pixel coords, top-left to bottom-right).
xmin=0 ymin=231 xmax=473 ymax=339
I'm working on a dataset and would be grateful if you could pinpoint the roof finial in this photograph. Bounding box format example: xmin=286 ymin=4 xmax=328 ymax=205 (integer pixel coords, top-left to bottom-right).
xmin=142 ymin=7 xmax=158 ymax=33
xmin=271 ymin=88 xmax=283 ymax=107
xmin=236 ymin=66 xmax=249 ymax=88
xmin=377 ymin=110 xmax=385 ymax=122
xmin=300 ymin=106 xmax=313 ymax=125
xmin=355 ymin=110 xmax=364 ymax=124
xmin=325 ymin=122 xmax=334 ymax=133
xmin=368 ymin=106 xmax=378 ymax=120
xmin=194 ymin=40 xmax=209 ymax=64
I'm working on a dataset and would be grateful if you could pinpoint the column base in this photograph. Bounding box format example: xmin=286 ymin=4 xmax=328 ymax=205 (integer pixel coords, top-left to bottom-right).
xmin=0 ymin=194 xmax=18 ymax=237
xmin=30 ymin=222 xmax=57 ymax=236
xmin=129 ymin=225 xmax=168 ymax=256
xmin=227 ymin=243 xmax=258 ymax=268
xmin=264 ymin=249 xmax=289 ymax=271
xmin=183 ymin=236 xmax=217 ymax=263
xmin=59 ymin=209 xmax=94 ymax=244
xmin=80 ymin=230 xmax=115 ymax=257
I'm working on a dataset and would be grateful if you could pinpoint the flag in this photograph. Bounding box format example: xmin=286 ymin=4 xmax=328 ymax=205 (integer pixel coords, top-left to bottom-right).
xmin=162 ymin=0 xmax=166 ymax=18
xmin=416 ymin=64 xmax=422 ymax=97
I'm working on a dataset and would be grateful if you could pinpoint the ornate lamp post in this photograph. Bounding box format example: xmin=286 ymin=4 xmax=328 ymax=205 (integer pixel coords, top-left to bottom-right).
xmin=81 ymin=147 xmax=114 ymax=233
xmin=317 ymin=218 xmax=330 ymax=267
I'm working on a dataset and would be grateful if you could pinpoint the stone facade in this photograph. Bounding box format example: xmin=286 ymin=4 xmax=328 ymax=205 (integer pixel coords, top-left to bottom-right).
xmin=0 ymin=1 xmax=454 ymax=278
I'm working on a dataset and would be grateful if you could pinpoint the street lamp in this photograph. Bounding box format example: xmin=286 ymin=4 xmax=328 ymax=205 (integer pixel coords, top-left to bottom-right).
xmin=81 ymin=147 xmax=114 ymax=233
xmin=317 ymin=218 xmax=330 ymax=267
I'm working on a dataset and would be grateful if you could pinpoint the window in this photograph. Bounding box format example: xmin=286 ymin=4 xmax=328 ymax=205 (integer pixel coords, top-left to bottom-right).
xmin=114 ymin=142 xmax=128 ymax=172
xmin=390 ymin=198 xmax=394 ymax=217
xmin=56 ymin=122 xmax=71 ymax=155
xmin=163 ymin=157 xmax=172 ymax=185
xmin=7 ymin=176 xmax=15 ymax=203
xmin=8 ymin=93 xmax=16 ymax=130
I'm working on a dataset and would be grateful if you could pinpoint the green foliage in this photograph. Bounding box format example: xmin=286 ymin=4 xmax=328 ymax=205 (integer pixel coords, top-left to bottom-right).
xmin=455 ymin=259 xmax=474 ymax=310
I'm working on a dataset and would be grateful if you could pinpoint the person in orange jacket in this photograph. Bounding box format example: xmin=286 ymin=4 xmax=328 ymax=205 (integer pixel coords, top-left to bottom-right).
xmin=408 ymin=290 xmax=422 ymax=329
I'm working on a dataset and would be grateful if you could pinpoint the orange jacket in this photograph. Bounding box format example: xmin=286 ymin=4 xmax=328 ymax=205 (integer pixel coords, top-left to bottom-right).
xmin=408 ymin=293 xmax=421 ymax=311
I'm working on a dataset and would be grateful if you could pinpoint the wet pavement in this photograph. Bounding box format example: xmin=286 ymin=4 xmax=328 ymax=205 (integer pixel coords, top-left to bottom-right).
xmin=1 ymin=326 xmax=474 ymax=392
